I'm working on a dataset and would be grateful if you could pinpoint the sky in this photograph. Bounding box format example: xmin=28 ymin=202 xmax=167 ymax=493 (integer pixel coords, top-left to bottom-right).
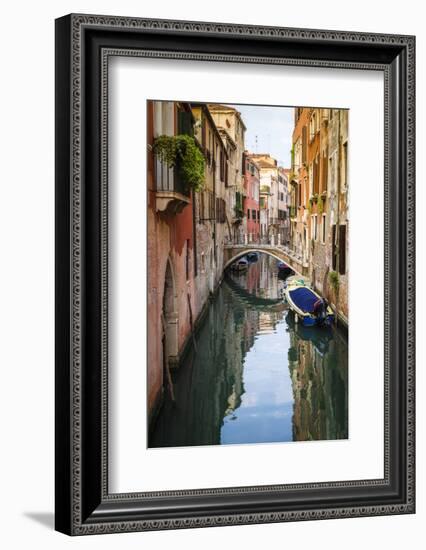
xmin=230 ymin=104 xmax=295 ymax=168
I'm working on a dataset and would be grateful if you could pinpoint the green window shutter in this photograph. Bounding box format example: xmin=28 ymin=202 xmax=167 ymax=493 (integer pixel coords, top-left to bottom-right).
xmin=178 ymin=111 xmax=193 ymax=136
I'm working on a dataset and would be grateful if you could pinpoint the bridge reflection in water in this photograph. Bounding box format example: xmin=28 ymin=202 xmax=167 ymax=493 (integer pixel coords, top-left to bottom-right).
xmin=149 ymin=254 xmax=348 ymax=448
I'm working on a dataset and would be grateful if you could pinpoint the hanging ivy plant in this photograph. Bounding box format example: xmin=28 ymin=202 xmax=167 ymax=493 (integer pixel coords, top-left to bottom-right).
xmin=328 ymin=270 xmax=340 ymax=303
xmin=152 ymin=134 xmax=205 ymax=191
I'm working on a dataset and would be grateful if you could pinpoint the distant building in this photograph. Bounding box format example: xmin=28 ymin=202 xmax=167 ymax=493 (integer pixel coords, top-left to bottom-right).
xmin=208 ymin=104 xmax=246 ymax=243
xmin=278 ymin=167 xmax=290 ymax=245
xmin=249 ymin=154 xmax=278 ymax=243
xmin=243 ymin=153 xmax=260 ymax=243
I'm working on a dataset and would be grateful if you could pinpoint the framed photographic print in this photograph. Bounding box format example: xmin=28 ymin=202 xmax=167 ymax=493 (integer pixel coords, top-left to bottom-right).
xmin=55 ymin=14 xmax=415 ymax=535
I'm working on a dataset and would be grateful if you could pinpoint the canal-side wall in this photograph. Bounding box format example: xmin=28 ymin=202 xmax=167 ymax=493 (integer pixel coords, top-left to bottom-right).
xmin=148 ymin=101 xmax=232 ymax=425
xmin=147 ymin=100 xmax=198 ymax=422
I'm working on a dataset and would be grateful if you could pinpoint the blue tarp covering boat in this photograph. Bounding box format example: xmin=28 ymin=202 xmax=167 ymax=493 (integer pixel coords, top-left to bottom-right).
xmin=284 ymin=283 xmax=334 ymax=327
xmin=288 ymin=287 xmax=318 ymax=313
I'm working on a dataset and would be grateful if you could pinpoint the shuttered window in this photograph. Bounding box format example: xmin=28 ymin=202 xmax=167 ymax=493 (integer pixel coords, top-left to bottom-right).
xmin=339 ymin=225 xmax=347 ymax=275
xmin=178 ymin=110 xmax=193 ymax=136
xmin=321 ymin=153 xmax=328 ymax=192
xmin=313 ymin=157 xmax=319 ymax=195
xmin=332 ymin=224 xmax=337 ymax=270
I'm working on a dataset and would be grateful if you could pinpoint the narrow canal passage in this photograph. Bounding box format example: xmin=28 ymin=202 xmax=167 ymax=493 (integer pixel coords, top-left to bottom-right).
xmin=149 ymin=254 xmax=348 ymax=448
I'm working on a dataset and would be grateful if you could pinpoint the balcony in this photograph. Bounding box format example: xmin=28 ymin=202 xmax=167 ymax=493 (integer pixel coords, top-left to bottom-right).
xmin=154 ymin=158 xmax=191 ymax=214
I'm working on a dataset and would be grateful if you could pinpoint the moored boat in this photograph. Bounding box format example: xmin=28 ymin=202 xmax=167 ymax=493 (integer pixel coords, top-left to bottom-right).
xmin=231 ymin=256 xmax=249 ymax=272
xmin=284 ymin=281 xmax=334 ymax=327
xmin=277 ymin=261 xmax=294 ymax=277
xmin=247 ymin=252 xmax=259 ymax=262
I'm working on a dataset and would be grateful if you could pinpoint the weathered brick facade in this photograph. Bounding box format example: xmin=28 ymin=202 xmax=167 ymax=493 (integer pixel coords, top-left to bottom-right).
xmin=290 ymin=107 xmax=349 ymax=325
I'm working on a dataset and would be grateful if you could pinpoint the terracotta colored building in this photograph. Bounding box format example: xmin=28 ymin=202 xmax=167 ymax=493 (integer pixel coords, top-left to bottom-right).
xmin=147 ymin=100 xmax=233 ymax=424
xmin=147 ymin=100 xmax=196 ymax=421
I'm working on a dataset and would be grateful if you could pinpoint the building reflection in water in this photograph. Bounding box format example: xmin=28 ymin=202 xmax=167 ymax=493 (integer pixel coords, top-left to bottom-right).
xmin=149 ymin=255 xmax=348 ymax=448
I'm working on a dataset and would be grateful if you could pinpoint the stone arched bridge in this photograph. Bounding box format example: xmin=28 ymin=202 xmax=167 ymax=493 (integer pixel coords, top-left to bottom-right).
xmin=223 ymin=244 xmax=309 ymax=277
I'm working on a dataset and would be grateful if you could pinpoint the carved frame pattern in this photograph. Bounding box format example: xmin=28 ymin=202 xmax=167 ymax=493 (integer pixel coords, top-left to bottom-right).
xmin=55 ymin=13 xmax=415 ymax=535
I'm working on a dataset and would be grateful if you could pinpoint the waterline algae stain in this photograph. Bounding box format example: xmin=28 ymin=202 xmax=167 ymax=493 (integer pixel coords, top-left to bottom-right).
xmin=149 ymin=255 xmax=348 ymax=448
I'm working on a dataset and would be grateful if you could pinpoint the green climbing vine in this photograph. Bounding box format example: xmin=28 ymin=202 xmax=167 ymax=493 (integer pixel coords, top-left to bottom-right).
xmin=328 ymin=270 xmax=340 ymax=324
xmin=152 ymin=134 xmax=205 ymax=191
xmin=328 ymin=270 xmax=340 ymax=294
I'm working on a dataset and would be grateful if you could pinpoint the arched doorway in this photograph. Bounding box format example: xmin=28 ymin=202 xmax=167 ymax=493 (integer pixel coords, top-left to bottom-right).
xmin=162 ymin=259 xmax=178 ymax=368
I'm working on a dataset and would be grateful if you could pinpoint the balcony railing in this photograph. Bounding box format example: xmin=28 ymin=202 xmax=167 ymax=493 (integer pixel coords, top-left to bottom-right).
xmin=154 ymin=158 xmax=191 ymax=214
xmin=155 ymin=158 xmax=190 ymax=197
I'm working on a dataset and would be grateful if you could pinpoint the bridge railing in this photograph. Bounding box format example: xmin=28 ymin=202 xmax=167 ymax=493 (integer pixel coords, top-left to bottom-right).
xmin=224 ymin=236 xmax=309 ymax=268
xmin=224 ymin=234 xmax=291 ymax=248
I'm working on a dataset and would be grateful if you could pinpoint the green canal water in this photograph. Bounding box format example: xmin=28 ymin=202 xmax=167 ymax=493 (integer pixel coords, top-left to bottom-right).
xmin=149 ymin=254 xmax=348 ymax=448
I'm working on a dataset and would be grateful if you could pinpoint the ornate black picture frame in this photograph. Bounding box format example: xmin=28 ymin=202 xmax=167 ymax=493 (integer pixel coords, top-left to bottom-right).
xmin=55 ymin=14 xmax=415 ymax=535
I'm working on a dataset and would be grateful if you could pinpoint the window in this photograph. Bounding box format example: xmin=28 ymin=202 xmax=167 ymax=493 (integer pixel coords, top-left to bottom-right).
xmin=309 ymin=112 xmax=317 ymax=141
xmin=313 ymin=156 xmax=319 ymax=195
xmin=294 ymin=137 xmax=301 ymax=170
xmin=216 ymin=197 xmax=226 ymax=224
xmin=339 ymin=225 xmax=347 ymax=275
xmin=252 ymin=209 xmax=256 ymax=220
xmin=302 ymin=125 xmax=307 ymax=164
xmin=247 ymin=209 xmax=250 ymax=219
xmin=343 ymin=141 xmax=348 ymax=189
xmin=178 ymin=109 xmax=194 ymax=136
xmin=199 ymin=192 xmax=205 ymax=222
xmin=332 ymin=224 xmax=337 ymax=270
xmin=322 ymin=214 xmax=326 ymax=243
xmin=257 ymin=210 xmax=260 ymax=221
xmin=311 ymin=215 xmax=318 ymax=240
xmin=331 ymin=224 xmax=346 ymax=273
xmin=219 ymin=151 xmax=224 ymax=182
xmin=309 ymin=163 xmax=313 ymax=196
xmin=321 ymin=151 xmax=328 ymax=192
xmin=209 ymin=191 xmax=214 ymax=220
xmin=329 ymin=154 xmax=335 ymax=193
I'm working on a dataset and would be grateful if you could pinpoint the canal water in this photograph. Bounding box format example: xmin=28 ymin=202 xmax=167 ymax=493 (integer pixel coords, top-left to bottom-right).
xmin=149 ymin=254 xmax=348 ymax=448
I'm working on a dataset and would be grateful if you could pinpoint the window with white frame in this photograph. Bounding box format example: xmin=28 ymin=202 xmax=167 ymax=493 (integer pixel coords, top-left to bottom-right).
xmin=294 ymin=137 xmax=302 ymax=170
xmin=309 ymin=111 xmax=317 ymax=141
